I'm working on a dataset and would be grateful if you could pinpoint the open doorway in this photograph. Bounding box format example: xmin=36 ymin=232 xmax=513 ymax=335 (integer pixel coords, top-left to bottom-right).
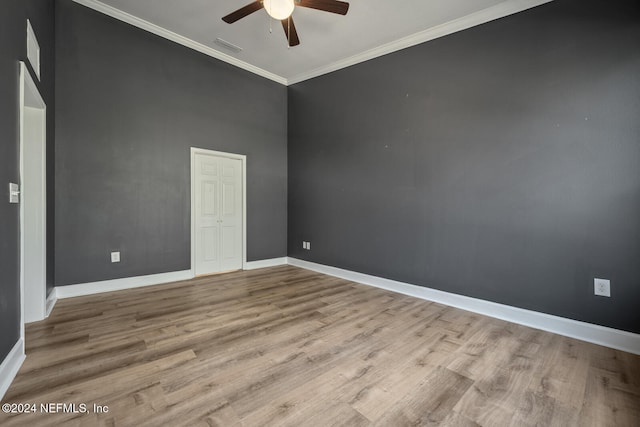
xmin=19 ymin=61 xmax=49 ymax=328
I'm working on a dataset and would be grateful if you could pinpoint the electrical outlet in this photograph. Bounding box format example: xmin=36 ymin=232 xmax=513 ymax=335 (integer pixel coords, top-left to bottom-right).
xmin=307 ymin=241 xmax=311 ymax=250
xmin=111 ymin=251 xmax=120 ymax=263
xmin=594 ymin=278 xmax=610 ymax=297
xmin=302 ymin=241 xmax=306 ymax=249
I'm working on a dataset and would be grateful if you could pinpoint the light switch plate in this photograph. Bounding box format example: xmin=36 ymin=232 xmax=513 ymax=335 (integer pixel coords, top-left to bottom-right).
xmin=111 ymin=251 xmax=120 ymax=263
xmin=9 ymin=183 xmax=20 ymax=203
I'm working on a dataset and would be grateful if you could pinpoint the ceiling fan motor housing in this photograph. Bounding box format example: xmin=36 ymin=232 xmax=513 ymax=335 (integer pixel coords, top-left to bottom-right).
xmin=222 ymin=0 xmax=350 ymax=47
xmin=263 ymin=0 xmax=295 ymax=20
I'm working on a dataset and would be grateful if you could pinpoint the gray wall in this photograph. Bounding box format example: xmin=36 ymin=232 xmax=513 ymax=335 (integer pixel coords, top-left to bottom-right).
xmin=0 ymin=0 xmax=55 ymax=361
xmin=288 ymin=0 xmax=640 ymax=333
xmin=55 ymin=0 xmax=287 ymax=285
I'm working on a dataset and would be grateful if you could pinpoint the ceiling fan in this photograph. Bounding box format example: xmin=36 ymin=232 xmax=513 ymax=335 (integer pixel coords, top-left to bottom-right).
xmin=222 ymin=0 xmax=350 ymax=47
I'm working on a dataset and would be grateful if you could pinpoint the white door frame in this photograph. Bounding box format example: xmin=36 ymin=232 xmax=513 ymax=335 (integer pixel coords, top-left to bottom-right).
xmin=190 ymin=147 xmax=247 ymax=276
xmin=19 ymin=61 xmax=47 ymax=332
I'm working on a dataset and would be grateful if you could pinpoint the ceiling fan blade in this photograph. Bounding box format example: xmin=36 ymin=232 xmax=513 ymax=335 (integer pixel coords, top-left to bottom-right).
xmin=281 ymin=17 xmax=300 ymax=47
xmin=222 ymin=1 xmax=263 ymax=23
xmin=296 ymin=0 xmax=349 ymax=15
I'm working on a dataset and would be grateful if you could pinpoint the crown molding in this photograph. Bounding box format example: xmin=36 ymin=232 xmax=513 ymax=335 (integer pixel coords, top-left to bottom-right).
xmin=74 ymin=0 xmax=553 ymax=86
xmin=287 ymin=0 xmax=554 ymax=84
xmin=72 ymin=0 xmax=288 ymax=85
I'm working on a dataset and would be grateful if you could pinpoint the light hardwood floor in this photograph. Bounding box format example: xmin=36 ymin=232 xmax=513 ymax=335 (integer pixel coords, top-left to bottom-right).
xmin=2 ymin=266 xmax=639 ymax=426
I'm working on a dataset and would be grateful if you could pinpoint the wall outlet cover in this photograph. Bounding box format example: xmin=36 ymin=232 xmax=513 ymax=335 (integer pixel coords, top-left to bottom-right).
xmin=111 ymin=251 xmax=121 ymax=263
xmin=9 ymin=183 xmax=20 ymax=203
xmin=594 ymin=278 xmax=611 ymax=297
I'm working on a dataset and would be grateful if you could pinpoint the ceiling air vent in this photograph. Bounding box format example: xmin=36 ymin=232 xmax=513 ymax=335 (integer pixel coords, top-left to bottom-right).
xmin=214 ymin=38 xmax=242 ymax=54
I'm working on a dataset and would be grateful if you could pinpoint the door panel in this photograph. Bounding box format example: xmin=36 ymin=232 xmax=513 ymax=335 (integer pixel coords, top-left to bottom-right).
xmin=222 ymin=182 xmax=236 ymax=216
xmin=219 ymin=158 xmax=242 ymax=271
xmin=202 ymin=182 xmax=217 ymax=216
xmin=222 ymin=164 xmax=234 ymax=177
xmin=202 ymin=226 xmax=218 ymax=262
xmin=202 ymin=162 xmax=217 ymax=176
xmin=222 ymin=226 xmax=236 ymax=259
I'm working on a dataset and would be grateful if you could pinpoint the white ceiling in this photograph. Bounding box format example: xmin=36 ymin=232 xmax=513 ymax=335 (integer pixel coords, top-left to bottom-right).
xmin=73 ymin=0 xmax=552 ymax=85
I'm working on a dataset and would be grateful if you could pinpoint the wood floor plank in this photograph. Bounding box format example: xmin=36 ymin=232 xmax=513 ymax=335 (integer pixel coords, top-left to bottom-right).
xmin=1 ymin=265 xmax=639 ymax=427
xmin=343 ymin=332 xmax=457 ymax=423
xmin=528 ymin=335 xmax=590 ymax=411
xmin=373 ymin=366 xmax=474 ymax=426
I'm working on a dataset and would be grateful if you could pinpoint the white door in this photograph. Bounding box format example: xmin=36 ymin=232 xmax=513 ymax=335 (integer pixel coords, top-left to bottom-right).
xmin=194 ymin=153 xmax=243 ymax=275
xmin=20 ymin=62 xmax=47 ymax=324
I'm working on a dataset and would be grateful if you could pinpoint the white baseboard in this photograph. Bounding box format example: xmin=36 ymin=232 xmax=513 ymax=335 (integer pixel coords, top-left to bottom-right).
xmin=245 ymin=257 xmax=289 ymax=270
xmin=54 ymin=257 xmax=290 ymax=300
xmin=0 ymin=339 xmax=26 ymax=401
xmin=45 ymin=290 xmax=57 ymax=317
xmin=55 ymin=270 xmax=194 ymax=299
xmin=287 ymin=258 xmax=640 ymax=355
xmin=48 ymin=258 xmax=640 ymax=354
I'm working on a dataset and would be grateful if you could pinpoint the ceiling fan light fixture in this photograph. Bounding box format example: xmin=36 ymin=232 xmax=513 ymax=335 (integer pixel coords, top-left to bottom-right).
xmin=263 ymin=0 xmax=295 ymax=20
